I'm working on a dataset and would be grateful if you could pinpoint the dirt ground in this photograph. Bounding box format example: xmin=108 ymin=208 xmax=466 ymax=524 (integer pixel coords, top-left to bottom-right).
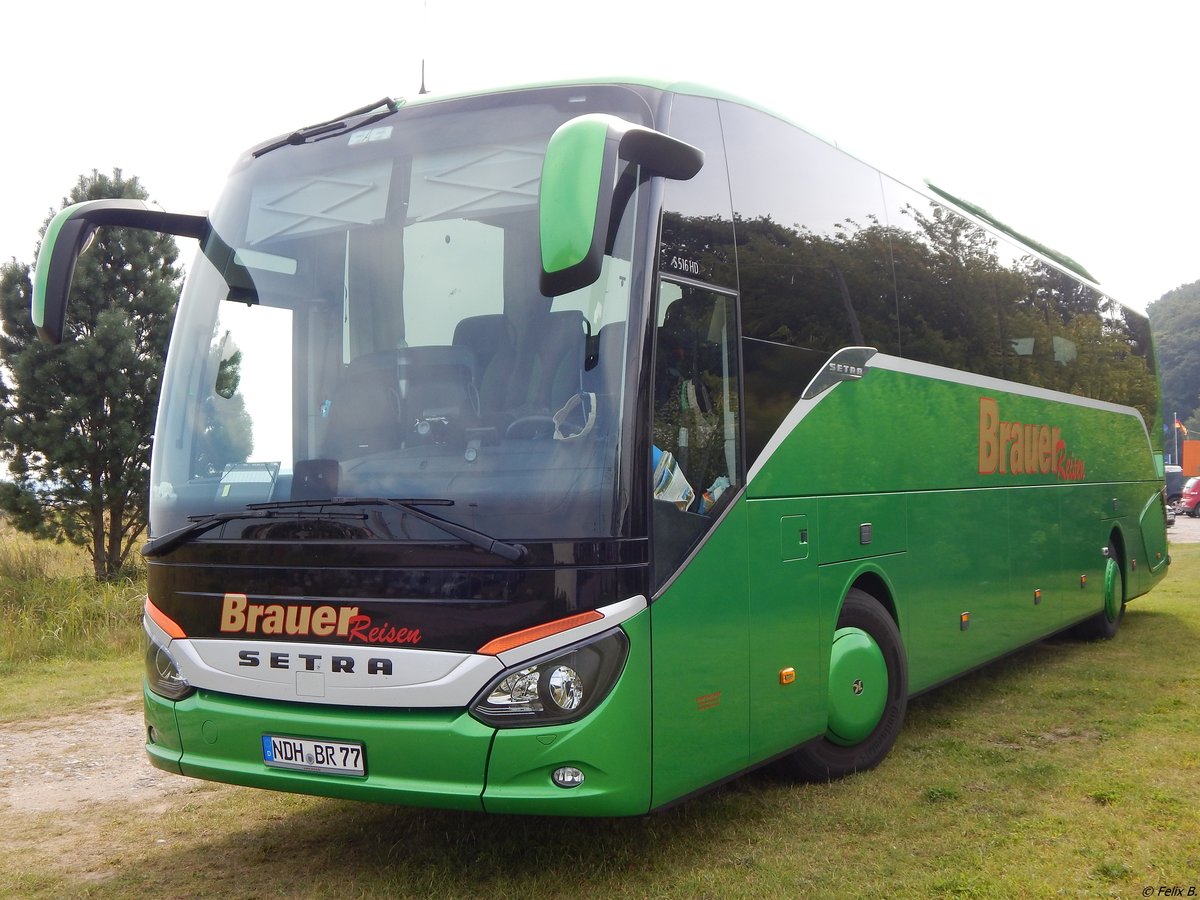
xmin=2 ymin=517 xmax=1195 ymax=818
xmin=0 ymin=694 xmax=200 ymax=816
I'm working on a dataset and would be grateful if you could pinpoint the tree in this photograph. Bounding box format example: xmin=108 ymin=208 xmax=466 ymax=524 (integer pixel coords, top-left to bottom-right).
xmin=0 ymin=169 xmax=182 ymax=580
xmin=1148 ymin=279 xmax=1200 ymax=435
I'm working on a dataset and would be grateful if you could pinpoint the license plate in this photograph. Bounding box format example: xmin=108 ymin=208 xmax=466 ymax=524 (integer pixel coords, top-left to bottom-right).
xmin=262 ymin=734 xmax=365 ymax=776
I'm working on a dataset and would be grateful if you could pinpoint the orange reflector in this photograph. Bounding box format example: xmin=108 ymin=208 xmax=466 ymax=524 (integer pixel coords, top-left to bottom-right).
xmin=477 ymin=610 xmax=604 ymax=656
xmin=1080 ymin=574 xmax=1087 ymax=588
xmin=960 ymin=611 xmax=970 ymax=631
xmin=145 ymin=598 xmax=186 ymax=639
xmin=1033 ymin=588 xmax=1042 ymax=605
xmin=779 ymin=667 xmax=796 ymax=685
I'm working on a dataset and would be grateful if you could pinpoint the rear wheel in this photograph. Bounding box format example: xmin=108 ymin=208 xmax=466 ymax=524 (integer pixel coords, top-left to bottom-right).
xmin=1073 ymin=542 xmax=1125 ymax=640
xmin=785 ymin=588 xmax=907 ymax=781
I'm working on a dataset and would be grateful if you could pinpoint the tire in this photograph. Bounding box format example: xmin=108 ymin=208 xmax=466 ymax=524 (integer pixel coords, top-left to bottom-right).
xmin=1072 ymin=542 xmax=1125 ymax=640
xmin=785 ymin=588 xmax=908 ymax=781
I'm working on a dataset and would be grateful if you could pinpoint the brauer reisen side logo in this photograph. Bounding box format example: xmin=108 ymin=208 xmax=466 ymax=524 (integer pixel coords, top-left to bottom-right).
xmin=978 ymin=396 xmax=1085 ymax=481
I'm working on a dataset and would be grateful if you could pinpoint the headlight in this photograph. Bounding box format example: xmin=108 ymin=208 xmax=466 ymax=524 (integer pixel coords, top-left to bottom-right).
xmin=470 ymin=628 xmax=629 ymax=727
xmin=144 ymin=629 xmax=194 ymax=700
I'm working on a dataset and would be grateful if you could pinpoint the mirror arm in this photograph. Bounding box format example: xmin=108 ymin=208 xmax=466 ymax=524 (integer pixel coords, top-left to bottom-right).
xmin=33 ymin=200 xmax=209 ymax=344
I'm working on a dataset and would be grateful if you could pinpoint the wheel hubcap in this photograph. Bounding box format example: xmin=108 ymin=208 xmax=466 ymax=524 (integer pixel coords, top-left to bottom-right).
xmin=1103 ymin=557 xmax=1121 ymax=622
xmin=827 ymin=626 xmax=888 ymax=745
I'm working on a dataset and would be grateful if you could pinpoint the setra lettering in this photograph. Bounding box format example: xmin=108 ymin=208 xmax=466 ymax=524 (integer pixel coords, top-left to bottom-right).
xmin=238 ymin=649 xmax=392 ymax=675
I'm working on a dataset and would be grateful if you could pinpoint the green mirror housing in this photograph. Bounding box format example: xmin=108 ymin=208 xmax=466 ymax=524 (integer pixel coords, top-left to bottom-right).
xmin=32 ymin=199 xmax=208 ymax=344
xmin=539 ymin=114 xmax=703 ymax=297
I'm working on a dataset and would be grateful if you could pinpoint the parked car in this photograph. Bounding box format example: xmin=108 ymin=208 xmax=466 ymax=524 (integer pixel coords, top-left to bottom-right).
xmin=1180 ymin=476 xmax=1200 ymax=517
xmin=1166 ymin=465 xmax=1185 ymax=505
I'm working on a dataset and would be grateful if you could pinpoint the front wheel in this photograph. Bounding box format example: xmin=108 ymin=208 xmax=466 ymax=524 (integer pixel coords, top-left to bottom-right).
xmin=785 ymin=588 xmax=908 ymax=781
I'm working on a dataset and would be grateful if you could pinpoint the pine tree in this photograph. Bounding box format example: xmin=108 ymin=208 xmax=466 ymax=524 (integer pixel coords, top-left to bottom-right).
xmin=0 ymin=169 xmax=181 ymax=579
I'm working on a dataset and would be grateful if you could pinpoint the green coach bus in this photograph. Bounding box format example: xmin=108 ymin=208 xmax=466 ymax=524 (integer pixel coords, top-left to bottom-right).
xmin=33 ymin=79 xmax=1168 ymax=816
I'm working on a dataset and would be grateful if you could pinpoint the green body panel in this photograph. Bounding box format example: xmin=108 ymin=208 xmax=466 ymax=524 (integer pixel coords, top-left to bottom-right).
xmin=483 ymin=612 xmax=652 ymax=816
xmin=745 ymin=498 xmax=822 ymax=762
xmin=1138 ymin=491 xmax=1171 ymax=584
xmin=903 ymin=487 xmax=1044 ymax=688
xmin=817 ymin=493 xmax=907 ymax=565
xmin=650 ymin=500 xmax=752 ymax=807
xmin=148 ymin=688 xmax=495 ymax=810
xmin=743 ymin=363 xmax=1166 ymax=696
xmin=145 ymin=616 xmax=652 ymax=815
xmin=143 ymin=683 xmax=184 ymax=773
xmin=748 ymin=368 xmax=1158 ymax=499
xmin=645 ymin=358 xmax=1166 ymax=807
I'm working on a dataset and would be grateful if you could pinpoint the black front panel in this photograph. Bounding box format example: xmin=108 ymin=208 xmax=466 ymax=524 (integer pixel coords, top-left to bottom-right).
xmin=149 ymin=539 xmax=648 ymax=653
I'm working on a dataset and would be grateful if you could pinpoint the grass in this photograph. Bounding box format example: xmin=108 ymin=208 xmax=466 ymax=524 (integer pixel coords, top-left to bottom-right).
xmin=1 ymin=537 xmax=1199 ymax=897
xmin=0 ymin=522 xmax=145 ymax=680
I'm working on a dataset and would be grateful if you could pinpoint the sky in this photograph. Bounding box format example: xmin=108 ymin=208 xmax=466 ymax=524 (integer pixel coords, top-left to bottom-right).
xmin=3 ymin=0 xmax=1198 ymax=313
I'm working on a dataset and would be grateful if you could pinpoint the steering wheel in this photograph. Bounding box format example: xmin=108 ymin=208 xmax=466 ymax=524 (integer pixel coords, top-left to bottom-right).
xmin=505 ymin=415 xmax=556 ymax=440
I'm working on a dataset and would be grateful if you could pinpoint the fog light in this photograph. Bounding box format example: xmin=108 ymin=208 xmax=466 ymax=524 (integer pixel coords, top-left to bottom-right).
xmin=552 ymin=766 xmax=585 ymax=788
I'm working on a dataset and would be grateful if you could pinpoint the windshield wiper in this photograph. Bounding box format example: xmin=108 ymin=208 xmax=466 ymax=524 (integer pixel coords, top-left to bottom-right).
xmin=308 ymin=497 xmax=528 ymax=562
xmin=142 ymin=497 xmax=528 ymax=563
xmin=141 ymin=501 xmax=368 ymax=559
xmin=252 ymin=97 xmax=401 ymax=158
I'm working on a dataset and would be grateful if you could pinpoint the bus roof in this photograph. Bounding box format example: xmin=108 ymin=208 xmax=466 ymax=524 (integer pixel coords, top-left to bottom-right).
xmin=251 ymin=75 xmax=1110 ymax=302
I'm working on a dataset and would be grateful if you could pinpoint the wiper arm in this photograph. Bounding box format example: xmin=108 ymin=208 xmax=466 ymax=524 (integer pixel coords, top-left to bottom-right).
xmin=141 ymin=502 xmax=367 ymax=559
xmin=253 ymin=97 xmax=401 ymax=158
xmin=314 ymin=497 xmax=529 ymax=563
xmin=142 ymin=497 xmax=528 ymax=563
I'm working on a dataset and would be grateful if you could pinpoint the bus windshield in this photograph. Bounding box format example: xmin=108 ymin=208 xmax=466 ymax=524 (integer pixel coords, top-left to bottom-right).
xmin=149 ymin=90 xmax=651 ymax=544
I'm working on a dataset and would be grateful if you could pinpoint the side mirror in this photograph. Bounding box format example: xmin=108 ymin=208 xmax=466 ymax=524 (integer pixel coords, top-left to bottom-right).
xmin=539 ymin=114 xmax=703 ymax=297
xmin=32 ymin=199 xmax=208 ymax=344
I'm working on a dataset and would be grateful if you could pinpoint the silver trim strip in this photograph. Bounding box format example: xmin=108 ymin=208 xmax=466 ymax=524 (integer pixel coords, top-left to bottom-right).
xmin=143 ymin=594 xmax=649 ymax=709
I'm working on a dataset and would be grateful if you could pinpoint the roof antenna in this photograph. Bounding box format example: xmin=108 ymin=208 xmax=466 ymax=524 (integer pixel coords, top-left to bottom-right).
xmin=418 ymin=1 xmax=430 ymax=95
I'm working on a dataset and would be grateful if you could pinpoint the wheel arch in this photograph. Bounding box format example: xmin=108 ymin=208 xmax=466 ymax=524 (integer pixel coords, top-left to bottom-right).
xmin=839 ymin=565 xmax=903 ymax=641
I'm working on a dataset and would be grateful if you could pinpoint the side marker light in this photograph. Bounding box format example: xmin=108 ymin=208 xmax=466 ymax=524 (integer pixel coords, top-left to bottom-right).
xmin=145 ymin=598 xmax=186 ymax=639
xmin=478 ymin=610 xmax=604 ymax=656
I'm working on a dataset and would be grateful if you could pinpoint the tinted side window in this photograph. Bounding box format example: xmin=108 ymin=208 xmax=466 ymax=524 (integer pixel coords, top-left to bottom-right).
xmin=719 ymin=102 xmax=897 ymax=463
xmin=881 ymin=178 xmax=1012 ymax=377
xmin=721 ymin=102 xmax=897 ymax=356
xmin=881 ymin=179 xmax=1159 ymax=427
xmin=661 ymin=94 xmax=736 ymax=289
